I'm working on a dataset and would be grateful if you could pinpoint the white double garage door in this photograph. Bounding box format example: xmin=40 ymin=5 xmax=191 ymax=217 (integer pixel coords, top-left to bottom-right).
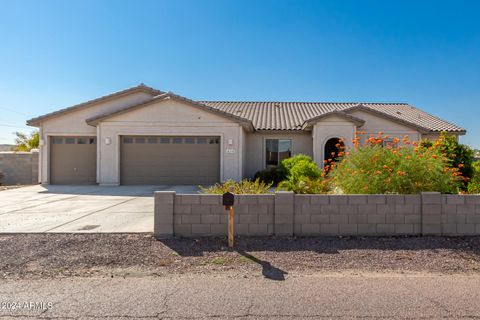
xmin=50 ymin=135 xmax=221 ymax=185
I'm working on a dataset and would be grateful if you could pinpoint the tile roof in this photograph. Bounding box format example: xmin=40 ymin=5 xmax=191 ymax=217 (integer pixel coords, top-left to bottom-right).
xmin=199 ymin=101 xmax=465 ymax=132
xmin=26 ymin=84 xmax=465 ymax=134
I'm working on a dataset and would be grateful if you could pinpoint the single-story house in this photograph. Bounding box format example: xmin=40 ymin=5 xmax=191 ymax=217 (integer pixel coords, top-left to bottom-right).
xmin=27 ymin=84 xmax=466 ymax=185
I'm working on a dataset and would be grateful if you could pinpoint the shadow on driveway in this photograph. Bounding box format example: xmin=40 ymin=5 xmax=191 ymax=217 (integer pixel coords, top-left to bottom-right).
xmin=36 ymin=185 xmax=202 ymax=197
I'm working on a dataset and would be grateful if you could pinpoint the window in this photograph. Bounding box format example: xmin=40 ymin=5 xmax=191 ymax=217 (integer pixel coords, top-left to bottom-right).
xmin=173 ymin=137 xmax=183 ymax=144
xmin=89 ymin=138 xmax=96 ymax=144
xmin=265 ymin=139 xmax=292 ymax=166
xmin=197 ymin=138 xmax=207 ymax=144
xmin=123 ymin=137 xmax=133 ymax=144
xmin=52 ymin=137 xmax=63 ymax=144
xmin=77 ymin=138 xmax=87 ymax=144
xmin=185 ymin=137 xmax=195 ymax=144
xmin=65 ymin=138 xmax=75 ymax=144
xmin=147 ymin=137 xmax=157 ymax=144
xmin=208 ymin=137 xmax=219 ymax=144
xmin=135 ymin=137 xmax=145 ymax=144
xmin=160 ymin=137 xmax=170 ymax=144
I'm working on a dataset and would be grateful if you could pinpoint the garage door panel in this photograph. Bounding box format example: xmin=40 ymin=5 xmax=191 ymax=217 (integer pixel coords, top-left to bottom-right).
xmin=121 ymin=136 xmax=220 ymax=185
xmin=50 ymin=137 xmax=97 ymax=185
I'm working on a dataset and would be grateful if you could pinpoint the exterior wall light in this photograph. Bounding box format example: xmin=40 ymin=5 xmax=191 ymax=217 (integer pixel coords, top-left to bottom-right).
xmin=105 ymin=138 xmax=111 ymax=145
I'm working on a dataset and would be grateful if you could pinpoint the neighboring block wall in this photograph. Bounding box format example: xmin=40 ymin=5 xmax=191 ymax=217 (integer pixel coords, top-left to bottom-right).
xmin=154 ymin=191 xmax=480 ymax=238
xmin=0 ymin=151 xmax=39 ymax=185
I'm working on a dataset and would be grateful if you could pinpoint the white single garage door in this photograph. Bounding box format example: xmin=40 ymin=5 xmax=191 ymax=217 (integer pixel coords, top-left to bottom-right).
xmin=50 ymin=136 xmax=97 ymax=185
xmin=120 ymin=136 xmax=220 ymax=185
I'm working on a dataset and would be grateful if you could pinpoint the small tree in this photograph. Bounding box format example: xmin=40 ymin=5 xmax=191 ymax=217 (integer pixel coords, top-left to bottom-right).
xmin=13 ymin=131 xmax=39 ymax=152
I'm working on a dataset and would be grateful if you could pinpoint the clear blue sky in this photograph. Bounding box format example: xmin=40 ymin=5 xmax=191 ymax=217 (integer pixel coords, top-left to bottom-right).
xmin=0 ymin=0 xmax=479 ymax=148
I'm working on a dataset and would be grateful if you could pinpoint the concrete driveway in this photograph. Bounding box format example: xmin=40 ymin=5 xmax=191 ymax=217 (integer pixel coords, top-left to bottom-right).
xmin=0 ymin=185 xmax=199 ymax=233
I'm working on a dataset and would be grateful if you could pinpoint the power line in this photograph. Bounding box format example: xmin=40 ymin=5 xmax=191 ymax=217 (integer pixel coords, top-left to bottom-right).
xmin=0 ymin=106 xmax=33 ymax=118
xmin=0 ymin=123 xmax=31 ymax=129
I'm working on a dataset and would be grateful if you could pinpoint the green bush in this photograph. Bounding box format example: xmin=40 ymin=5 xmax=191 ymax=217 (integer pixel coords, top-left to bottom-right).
xmin=277 ymin=155 xmax=327 ymax=194
xmin=468 ymin=161 xmax=480 ymax=194
xmin=253 ymin=167 xmax=286 ymax=185
xmin=329 ymin=144 xmax=460 ymax=194
xmin=278 ymin=176 xmax=330 ymax=194
xmin=279 ymin=154 xmax=313 ymax=174
xmin=420 ymin=132 xmax=474 ymax=191
xmin=199 ymin=179 xmax=273 ymax=194
xmin=288 ymin=160 xmax=321 ymax=182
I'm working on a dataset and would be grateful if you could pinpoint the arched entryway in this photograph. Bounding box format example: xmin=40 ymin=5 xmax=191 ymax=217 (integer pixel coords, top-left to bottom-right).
xmin=324 ymin=137 xmax=344 ymax=162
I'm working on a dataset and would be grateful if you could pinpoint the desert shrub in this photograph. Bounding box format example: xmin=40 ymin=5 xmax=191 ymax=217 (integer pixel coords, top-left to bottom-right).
xmin=288 ymin=160 xmax=321 ymax=182
xmin=329 ymin=144 xmax=460 ymax=194
xmin=468 ymin=161 xmax=480 ymax=194
xmin=277 ymin=155 xmax=328 ymax=193
xmin=199 ymin=178 xmax=273 ymax=194
xmin=420 ymin=132 xmax=474 ymax=190
xmin=279 ymin=154 xmax=313 ymax=174
xmin=278 ymin=176 xmax=330 ymax=194
xmin=253 ymin=167 xmax=286 ymax=185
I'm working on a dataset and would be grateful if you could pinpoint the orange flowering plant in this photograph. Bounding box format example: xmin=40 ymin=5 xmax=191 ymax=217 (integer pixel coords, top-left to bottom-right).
xmin=329 ymin=136 xmax=461 ymax=194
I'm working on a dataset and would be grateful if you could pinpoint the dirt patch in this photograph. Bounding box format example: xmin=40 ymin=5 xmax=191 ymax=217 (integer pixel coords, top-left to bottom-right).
xmin=1 ymin=234 xmax=480 ymax=279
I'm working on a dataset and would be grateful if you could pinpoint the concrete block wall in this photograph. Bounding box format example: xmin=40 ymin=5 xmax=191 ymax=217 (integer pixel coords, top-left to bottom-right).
xmin=154 ymin=191 xmax=480 ymax=238
xmin=155 ymin=193 xmax=275 ymax=238
xmin=0 ymin=151 xmax=39 ymax=185
xmin=440 ymin=195 xmax=480 ymax=235
xmin=293 ymin=194 xmax=422 ymax=236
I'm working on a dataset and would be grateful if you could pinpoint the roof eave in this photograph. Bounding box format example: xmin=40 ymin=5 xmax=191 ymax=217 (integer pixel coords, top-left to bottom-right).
xmin=26 ymin=84 xmax=162 ymax=126
xmin=86 ymin=92 xmax=255 ymax=130
xmin=301 ymin=111 xmax=366 ymax=130
xmin=430 ymin=129 xmax=467 ymax=135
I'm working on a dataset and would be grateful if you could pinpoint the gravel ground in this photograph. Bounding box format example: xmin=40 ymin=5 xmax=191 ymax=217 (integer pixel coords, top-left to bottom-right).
xmin=1 ymin=234 xmax=480 ymax=279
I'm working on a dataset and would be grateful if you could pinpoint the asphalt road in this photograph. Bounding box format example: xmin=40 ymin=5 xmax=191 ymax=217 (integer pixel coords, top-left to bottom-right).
xmin=1 ymin=273 xmax=480 ymax=319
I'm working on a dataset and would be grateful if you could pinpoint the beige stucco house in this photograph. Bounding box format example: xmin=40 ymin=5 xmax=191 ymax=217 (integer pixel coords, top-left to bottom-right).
xmin=27 ymin=84 xmax=466 ymax=186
